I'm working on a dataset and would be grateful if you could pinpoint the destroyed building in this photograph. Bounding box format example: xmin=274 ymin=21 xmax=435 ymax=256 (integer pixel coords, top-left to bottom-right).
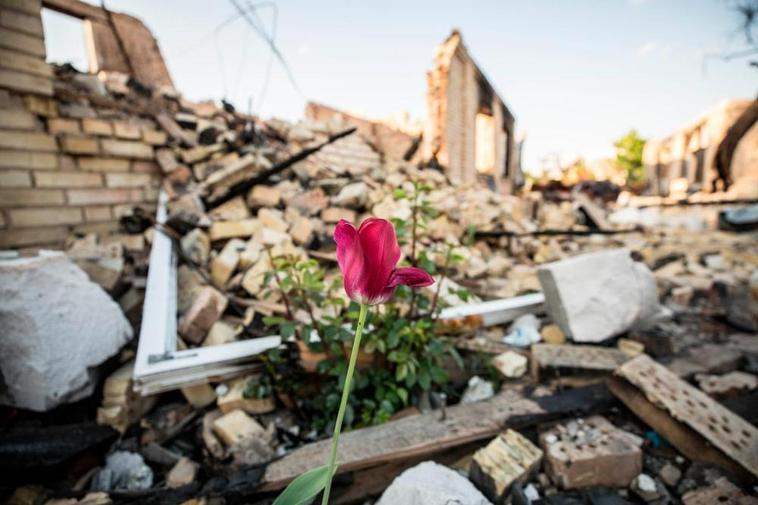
xmin=424 ymin=30 xmax=520 ymax=193
xmin=1 ymin=2 xmax=758 ymax=505
xmin=642 ymin=98 xmax=758 ymax=197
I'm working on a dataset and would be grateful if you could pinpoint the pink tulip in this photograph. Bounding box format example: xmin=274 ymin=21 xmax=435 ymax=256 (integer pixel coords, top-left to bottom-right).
xmin=334 ymin=218 xmax=434 ymax=305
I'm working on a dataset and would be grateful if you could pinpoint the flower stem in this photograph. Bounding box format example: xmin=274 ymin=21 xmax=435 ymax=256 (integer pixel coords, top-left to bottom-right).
xmin=321 ymin=303 xmax=368 ymax=505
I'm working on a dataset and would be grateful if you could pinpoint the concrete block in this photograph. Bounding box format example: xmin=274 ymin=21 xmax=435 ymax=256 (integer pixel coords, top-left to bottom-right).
xmin=537 ymin=248 xmax=660 ymax=342
xmin=540 ymin=415 xmax=643 ymax=489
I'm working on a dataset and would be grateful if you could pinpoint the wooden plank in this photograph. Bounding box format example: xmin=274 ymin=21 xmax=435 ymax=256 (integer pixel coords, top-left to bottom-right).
xmin=0 ymin=47 xmax=51 ymax=77
xmin=531 ymin=343 xmax=630 ymax=378
xmin=0 ymin=26 xmax=44 ymax=57
xmin=612 ymin=354 xmax=758 ymax=480
xmin=260 ymin=384 xmax=615 ymax=491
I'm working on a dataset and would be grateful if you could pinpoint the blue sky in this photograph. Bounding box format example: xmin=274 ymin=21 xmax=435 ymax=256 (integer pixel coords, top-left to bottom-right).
xmin=43 ymin=0 xmax=756 ymax=171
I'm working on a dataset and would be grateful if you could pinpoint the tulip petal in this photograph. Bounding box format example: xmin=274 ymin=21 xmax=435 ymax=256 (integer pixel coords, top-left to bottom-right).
xmin=388 ymin=267 xmax=435 ymax=288
xmin=334 ymin=219 xmax=365 ymax=302
xmin=357 ymin=218 xmax=401 ymax=302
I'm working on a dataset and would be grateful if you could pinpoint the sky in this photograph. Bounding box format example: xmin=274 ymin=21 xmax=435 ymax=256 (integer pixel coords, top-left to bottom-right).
xmin=42 ymin=0 xmax=757 ymax=173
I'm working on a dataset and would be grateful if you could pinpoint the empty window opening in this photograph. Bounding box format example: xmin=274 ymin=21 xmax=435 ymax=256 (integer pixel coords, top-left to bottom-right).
xmin=41 ymin=8 xmax=89 ymax=72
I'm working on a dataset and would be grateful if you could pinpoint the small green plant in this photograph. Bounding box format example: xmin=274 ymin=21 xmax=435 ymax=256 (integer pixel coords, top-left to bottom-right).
xmin=260 ymin=180 xmax=467 ymax=436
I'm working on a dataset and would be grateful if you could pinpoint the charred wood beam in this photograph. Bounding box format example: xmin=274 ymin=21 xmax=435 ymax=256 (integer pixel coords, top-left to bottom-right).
xmin=205 ymin=127 xmax=357 ymax=209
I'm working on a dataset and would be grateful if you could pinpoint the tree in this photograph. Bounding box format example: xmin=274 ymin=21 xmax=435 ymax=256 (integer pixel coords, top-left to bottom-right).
xmin=613 ymin=129 xmax=646 ymax=186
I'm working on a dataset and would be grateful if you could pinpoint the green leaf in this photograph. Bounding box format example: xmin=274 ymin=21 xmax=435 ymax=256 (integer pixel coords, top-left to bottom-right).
xmin=273 ymin=464 xmax=336 ymax=505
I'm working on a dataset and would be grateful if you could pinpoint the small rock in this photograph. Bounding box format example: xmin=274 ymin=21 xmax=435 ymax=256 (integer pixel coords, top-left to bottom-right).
xmin=166 ymin=457 xmax=199 ymax=488
xmin=180 ymin=229 xmax=211 ymax=266
xmin=248 ymin=185 xmax=281 ymax=208
xmin=492 ymin=351 xmax=528 ymax=378
xmin=658 ymin=463 xmax=681 ymax=487
xmin=540 ymin=324 xmax=565 ymax=345
xmin=632 ymin=473 xmax=662 ymax=502
xmin=503 ymin=314 xmax=541 ymax=347
xmin=332 ymin=182 xmax=369 ymax=209
xmin=461 ymin=376 xmax=495 ymax=404
xmin=321 ymin=207 xmax=357 ymax=224
xmin=376 ymin=461 xmax=492 ymax=505
xmin=181 ymin=383 xmax=217 ymax=408
xmin=92 ymin=451 xmax=153 ymax=492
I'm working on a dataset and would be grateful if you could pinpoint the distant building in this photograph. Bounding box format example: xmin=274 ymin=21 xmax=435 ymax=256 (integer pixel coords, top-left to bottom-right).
xmin=423 ymin=31 xmax=520 ymax=193
xmin=642 ymin=99 xmax=758 ymax=196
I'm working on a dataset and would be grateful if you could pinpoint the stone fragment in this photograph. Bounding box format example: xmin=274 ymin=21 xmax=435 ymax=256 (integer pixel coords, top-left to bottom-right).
xmin=376 ymin=461 xmax=492 ymax=505
xmin=177 ymin=265 xmax=206 ymax=316
xmin=617 ymin=338 xmax=645 ymax=357
xmin=537 ymin=249 xmax=661 ymax=342
xmin=208 ymin=196 xmax=250 ymax=221
xmin=289 ymin=216 xmax=315 ymax=245
xmin=631 ymin=473 xmax=663 ymax=502
xmin=492 ymin=351 xmax=528 ymax=378
xmin=540 ymin=324 xmax=565 ymax=345
xmin=695 ymin=371 xmax=757 ymax=398
xmin=257 ymin=208 xmax=289 ymax=232
xmin=210 ymin=239 xmax=244 ymax=288
xmin=682 ymin=477 xmax=758 ymax=505
xmin=178 ymin=286 xmax=228 ymax=344
xmin=286 ymin=187 xmax=328 ymax=216
xmin=208 ymin=219 xmax=259 ymax=241
xmin=658 ymin=463 xmax=682 ymax=487
xmin=460 ymin=376 xmax=495 ymax=404
xmin=470 ymin=430 xmax=543 ymax=503
xmin=203 ymin=320 xmax=238 ymax=347
xmin=92 ymin=451 xmax=153 ymax=492
xmin=212 ymin=409 xmax=268 ymax=447
xmin=97 ymin=361 xmax=156 ymax=433
xmin=166 ymin=457 xmax=199 ymax=488
xmin=248 ymin=185 xmax=281 ymax=207
xmin=540 ymin=416 xmax=643 ymax=489
xmin=180 ymin=228 xmax=210 ymax=266
xmin=181 ymin=383 xmax=217 ymax=408
xmin=0 ymin=253 xmax=132 ymax=411
xmin=217 ymin=376 xmax=276 ymax=415
xmin=332 ymin=181 xmax=369 ymax=208
xmin=321 ymin=207 xmax=357 ymax=224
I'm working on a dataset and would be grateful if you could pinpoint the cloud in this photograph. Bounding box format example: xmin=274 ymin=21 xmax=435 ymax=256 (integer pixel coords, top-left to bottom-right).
xmin=637 ymin=41 xmax=659 ymax=55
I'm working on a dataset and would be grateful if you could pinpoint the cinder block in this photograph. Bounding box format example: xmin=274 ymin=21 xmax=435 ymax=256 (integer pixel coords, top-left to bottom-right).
xmin=0 ymin=47 xmax=51 ymax=78
xmin=9 ymin=206 xmax=82 ymax=227
xmin=112 ymin=121 xmax=141 ymax=140
xmin=101 ymin=139 xmax=153 ymax=159
xmin=47 ymin=118 xmax=80 ymax=134
xmin=0 ymin=225 xmax=70 ymax=248
xmin=0 ymin=108 xmax=35 ymax=130
xmin=0 ymin=27 xmax=45 ymax=57
xmin=142 ymin=129 xmax=167 ymax=145
xmin=0 ymin=130 xmax=56 ymax=151
xmin=105 ymin=172 xmax=153 ymax=188
xmin=77 ymin=157 xmax=129 ymax=172
xmin=0 ymin=188 xmax=64 ymax=206
xmin=60 ymin=135 xmax=99 ymax=155
xmin=83 ymin=205 xmax=111 ymax=222
xmin=81 ymin=118 xmax=113 ymax=136
xmin=0 ymin=169 xmax=30 ymax=187
xmin=470 ymin=429 xmax=543 ymax=502
xmin=0 ymin=8 xmax=43 ymax=37
xmin=540 ymin=415 xmax=643 ymax=489
xmin=35 ymin=171 xmax=102 ymax=188
xmin=66 ymin=188 xmax=132 ymax=205
xmin=0 ymin=150 xmax=56 ymax=169
xmin=179 ymin=286 xmax=228 ymax=344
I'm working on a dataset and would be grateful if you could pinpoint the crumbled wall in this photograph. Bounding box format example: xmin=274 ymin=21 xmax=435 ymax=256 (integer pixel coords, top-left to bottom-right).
xmin=305 ymin=101 xmax=416 ymax=162
xmin=642 ymin=99 xmax=758 ymax=196
xmin=0 ymin=1 xmax=165 ymax=249
xmin=423 ymin=31 xmax=518 ymax=193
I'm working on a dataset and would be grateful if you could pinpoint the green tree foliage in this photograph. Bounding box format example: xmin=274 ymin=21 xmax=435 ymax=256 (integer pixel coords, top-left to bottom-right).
xmin=614 ymin=129 xmax=646 ymax=185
